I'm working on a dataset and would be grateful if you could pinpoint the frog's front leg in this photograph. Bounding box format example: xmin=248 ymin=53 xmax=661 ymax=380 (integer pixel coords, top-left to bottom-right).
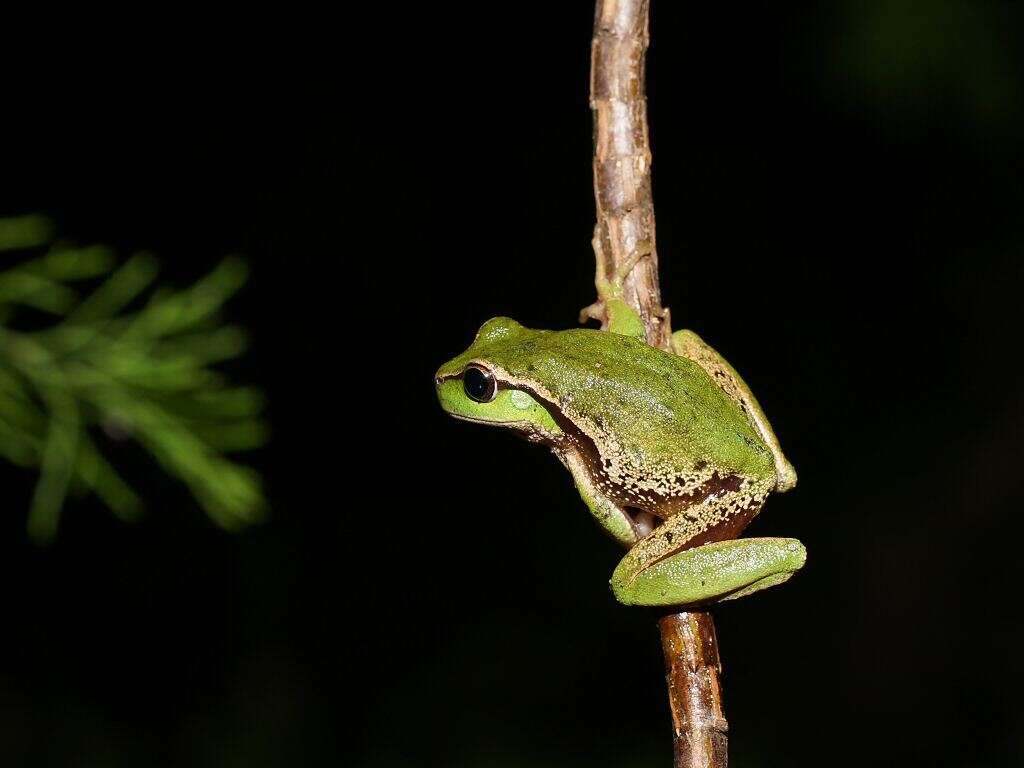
xmin=563 ymin=450 xmax=640 ymax=547
xmin=609 ymin=501 xmax=806 ymax=607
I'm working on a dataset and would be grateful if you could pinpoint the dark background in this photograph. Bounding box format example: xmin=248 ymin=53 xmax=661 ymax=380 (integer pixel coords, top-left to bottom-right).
xmin=2 ymin=3 xmax=1023 ymax=766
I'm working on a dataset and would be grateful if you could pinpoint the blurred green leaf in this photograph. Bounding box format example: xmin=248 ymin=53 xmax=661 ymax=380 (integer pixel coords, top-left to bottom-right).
xmin=0 ymin=215 xmax=54 ymax=251
xmin=0 ymin=215 xmax=268 ymax=542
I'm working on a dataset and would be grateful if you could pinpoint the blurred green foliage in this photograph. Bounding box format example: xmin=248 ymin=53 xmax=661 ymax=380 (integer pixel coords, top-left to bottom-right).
xmin=0 ymin=215 xmax=267 ymax=542
xmin=835 ymin=0 xmax=1022 ymax=131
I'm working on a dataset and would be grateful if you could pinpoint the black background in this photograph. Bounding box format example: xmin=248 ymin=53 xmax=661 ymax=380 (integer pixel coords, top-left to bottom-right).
xmin=2 ymin=3 xmax=1023 ymax=766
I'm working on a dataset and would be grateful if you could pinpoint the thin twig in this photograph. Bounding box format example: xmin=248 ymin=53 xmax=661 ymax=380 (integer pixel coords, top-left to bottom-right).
xmin=590 ymin=0 xmax=670 ymax=349
xmin=660 ymin=613 xmax=729 ymax=768
xmin=589 ymin=3 xmax=729 ymax=766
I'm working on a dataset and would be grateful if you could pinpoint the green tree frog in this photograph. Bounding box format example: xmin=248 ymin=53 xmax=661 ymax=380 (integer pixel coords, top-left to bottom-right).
xmin=435 ymin=299 xmax=805 ymax=607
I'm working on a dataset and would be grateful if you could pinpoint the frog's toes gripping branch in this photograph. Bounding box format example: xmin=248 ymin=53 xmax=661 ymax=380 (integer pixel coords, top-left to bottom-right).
xmin=610 ymin=537 xmax=807 ymax=608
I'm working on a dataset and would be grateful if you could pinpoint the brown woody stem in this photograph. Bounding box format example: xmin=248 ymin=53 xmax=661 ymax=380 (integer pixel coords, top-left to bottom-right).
xmin=590 ymin=2 xmax=728 ymax=766
xmin=590 ymin=0 xmax=671 ymax=349
xmin=660 ymin=613 xmax=729 ymax=768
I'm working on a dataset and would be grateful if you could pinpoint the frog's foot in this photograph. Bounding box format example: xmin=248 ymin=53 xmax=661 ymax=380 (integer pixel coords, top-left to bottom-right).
xmin=579 ymin=300 xmax=605 ymax=324
xmin=579 ymin=297 xmax=646 ymax=339
xmin=610 ymin=537 xmax=806 ymax=607
xmin=605 ymin=243 xmax=651 ymax=290
xmin=580 ymin=236 xmax=653 ymax=339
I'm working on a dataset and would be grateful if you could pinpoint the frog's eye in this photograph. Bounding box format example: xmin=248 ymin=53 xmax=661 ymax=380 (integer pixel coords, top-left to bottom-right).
xmin=463 ymin=365 xmax=497 ymax=403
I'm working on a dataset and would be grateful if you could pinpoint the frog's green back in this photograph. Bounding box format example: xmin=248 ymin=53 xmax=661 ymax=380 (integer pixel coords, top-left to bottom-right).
xmin=440 ymin=319 xmax=774 ymax=480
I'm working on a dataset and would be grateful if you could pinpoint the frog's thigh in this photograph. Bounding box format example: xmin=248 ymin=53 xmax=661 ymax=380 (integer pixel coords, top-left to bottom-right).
xmin=671 ymin=328 xmax=797 ymax=491
xmin=611 ymin=537 xmax=806 ymax=607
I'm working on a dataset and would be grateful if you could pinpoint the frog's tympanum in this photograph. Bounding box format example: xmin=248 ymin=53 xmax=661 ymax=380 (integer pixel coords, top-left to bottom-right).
xmin=436 ymin=298 xmax=805 ymax=607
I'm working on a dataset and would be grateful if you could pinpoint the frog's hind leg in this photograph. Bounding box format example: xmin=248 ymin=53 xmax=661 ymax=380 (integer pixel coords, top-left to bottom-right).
xmin=612 ymin=536 xmax=806 ymax=607
xmin=579 ymin=297 xmax=646 ymax=340
xmin=671 ymin=329 xmax=797 ymax=492
xmin=579 ymin=235 xmax=649 ymax=340
xmin=609 ymin=493 xmax=806 ymax=607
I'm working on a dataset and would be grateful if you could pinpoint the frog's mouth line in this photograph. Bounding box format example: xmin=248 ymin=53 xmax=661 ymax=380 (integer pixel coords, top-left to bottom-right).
xmin=447 ymin=412 xmax=532 ymax=428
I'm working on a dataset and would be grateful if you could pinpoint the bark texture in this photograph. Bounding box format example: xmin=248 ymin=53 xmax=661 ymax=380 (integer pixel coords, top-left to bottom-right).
xmin=660 ymin=613 xmax=729 ymax=768
xmin=590 ymin=3 xmax=728 ymax=766
xmin=590 ymin=0 xmax=671 ymax=349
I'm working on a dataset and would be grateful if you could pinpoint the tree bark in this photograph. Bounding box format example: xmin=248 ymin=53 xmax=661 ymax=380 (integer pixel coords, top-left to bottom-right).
xmin=590 ymin=0 xmax=671 ymax=350
xmin=590 ymin=3 xmax=729 ymax=766
xmin=660 ymin=613 xmax=729 ymax=768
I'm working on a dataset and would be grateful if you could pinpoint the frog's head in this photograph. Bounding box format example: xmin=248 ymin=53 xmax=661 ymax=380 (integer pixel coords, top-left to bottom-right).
xmin=435 ymin=317 xmax=562 ymax=440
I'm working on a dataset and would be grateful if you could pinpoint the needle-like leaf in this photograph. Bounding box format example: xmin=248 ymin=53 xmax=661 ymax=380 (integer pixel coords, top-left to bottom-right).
xmin=0 ymin=216 xmax=268 ymax=542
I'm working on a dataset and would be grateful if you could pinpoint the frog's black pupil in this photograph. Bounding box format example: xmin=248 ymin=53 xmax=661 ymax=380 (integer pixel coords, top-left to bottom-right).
xmin=464 ymin=367 xmax=496 ymax=402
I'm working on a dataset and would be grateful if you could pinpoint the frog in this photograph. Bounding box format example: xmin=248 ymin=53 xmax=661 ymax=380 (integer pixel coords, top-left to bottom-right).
xmin=434 ymin=287 xmax=805 ymax=608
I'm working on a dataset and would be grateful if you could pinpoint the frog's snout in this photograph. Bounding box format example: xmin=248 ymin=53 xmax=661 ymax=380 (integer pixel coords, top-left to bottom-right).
xmin=435 ymin=373 xmax=461 ymax=415
xmin=434 ymin=373 xmax=446 ymax=407
xmin=433 ymin=364 xmax=451 ymax=389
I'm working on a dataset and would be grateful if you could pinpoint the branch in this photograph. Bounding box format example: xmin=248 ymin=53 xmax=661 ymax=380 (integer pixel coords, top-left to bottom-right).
xmin=660 ymin=613 xmax=729 ymax=768
xmin=590 ymin=3 xmax=728 ymax=766
xmin=590 ymin=0 xmax=671 ymax=349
